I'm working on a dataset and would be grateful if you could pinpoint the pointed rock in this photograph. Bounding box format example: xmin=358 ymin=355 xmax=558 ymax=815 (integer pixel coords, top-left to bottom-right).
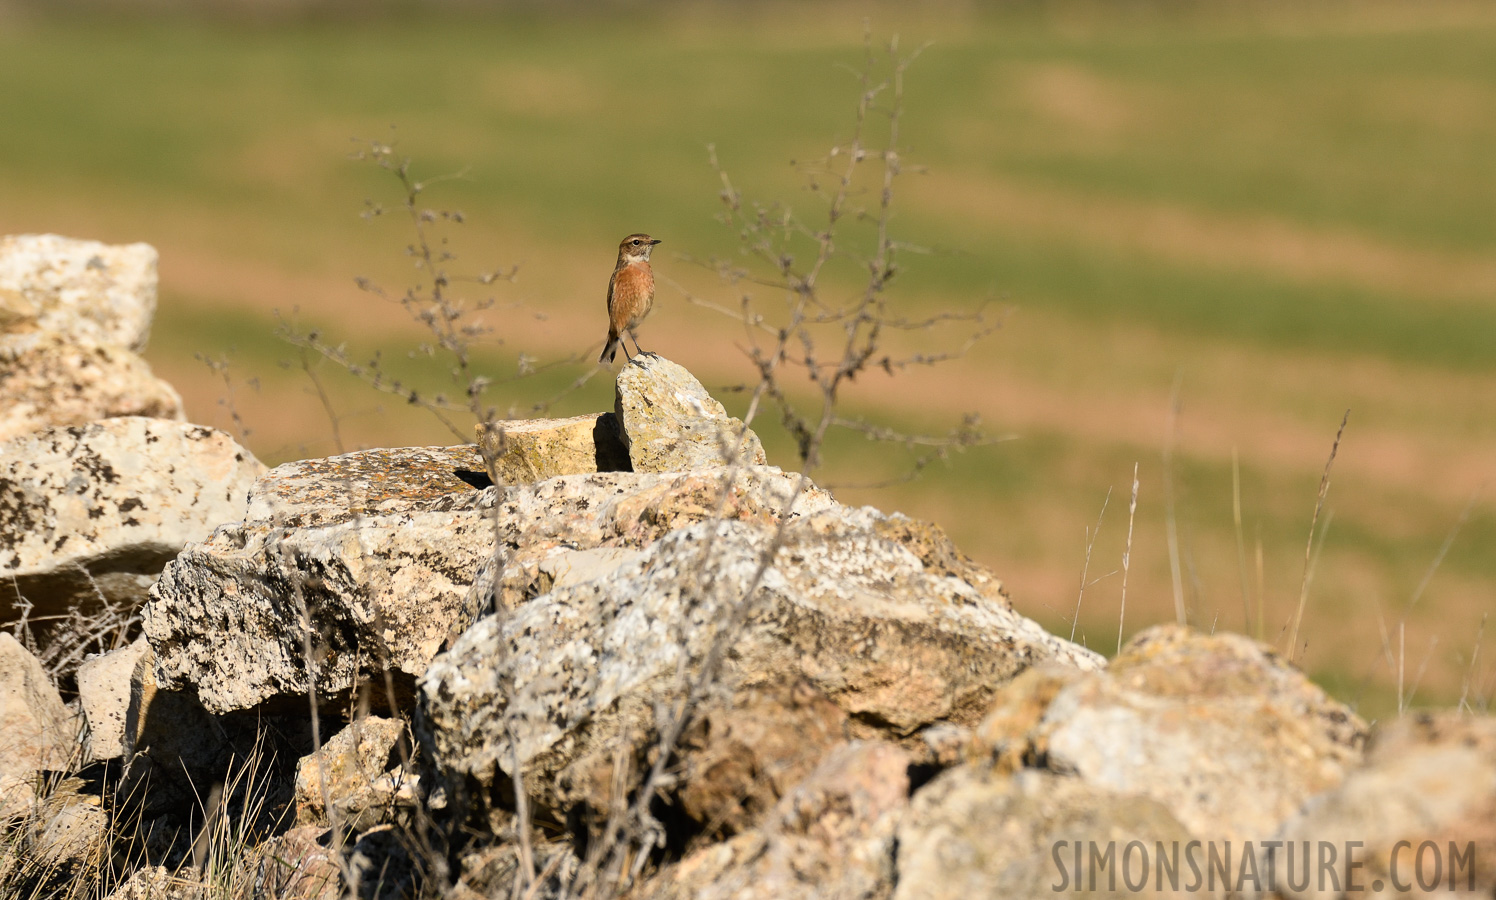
xmin=615 ymin=354 xmax=766 ymax=472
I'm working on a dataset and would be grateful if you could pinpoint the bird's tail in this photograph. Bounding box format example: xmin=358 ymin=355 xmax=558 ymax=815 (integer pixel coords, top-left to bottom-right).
xmin=599 ymin=331 xmax=620 ymax=364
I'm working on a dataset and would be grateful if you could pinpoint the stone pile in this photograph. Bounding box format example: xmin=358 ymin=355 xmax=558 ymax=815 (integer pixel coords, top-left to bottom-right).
xmin=1 ymin=235 xmax=1491 ymax=900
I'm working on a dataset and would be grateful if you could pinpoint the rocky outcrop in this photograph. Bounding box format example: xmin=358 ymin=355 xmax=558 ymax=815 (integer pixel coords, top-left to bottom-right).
xmin=146 ymin=461 xmax=835 ymax=715
xmin=2 ymin=229 xmax=1472 ymax=900
xmin=969 ymin=625 xmax=1366 ymax=843
xmin=1272 ymin=711 xmax=1496 ymax=897
xmin=0 ymin=234 xmax=158 ymax=351
xmin=0 ymin=331 xmax=184 ymax=443
xmin=0 ymin=417 xmax=264 ymax=618
xmin=420 ymin=510 xmax=1102 ymax=830
xmin=615 ymin=353 xmax=766 ymax=471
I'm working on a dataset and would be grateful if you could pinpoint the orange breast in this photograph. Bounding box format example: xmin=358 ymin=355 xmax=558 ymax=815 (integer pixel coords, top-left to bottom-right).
xmin=609 ymin=263 xmax=655 ymax=331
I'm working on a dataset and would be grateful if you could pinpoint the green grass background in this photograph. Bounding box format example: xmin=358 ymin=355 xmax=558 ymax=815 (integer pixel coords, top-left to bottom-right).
xmin=2 ymin=0 xmax=1493 ymax=718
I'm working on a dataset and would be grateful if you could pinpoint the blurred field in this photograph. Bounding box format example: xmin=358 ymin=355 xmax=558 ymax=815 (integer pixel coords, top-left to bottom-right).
xmin=1 ymin=1 xmax=1493 ymax=718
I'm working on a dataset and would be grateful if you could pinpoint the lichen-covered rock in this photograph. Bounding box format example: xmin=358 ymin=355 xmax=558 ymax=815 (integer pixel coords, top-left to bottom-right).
xmin=615 ymin=354 xmax=766 ymax=472
xmin=0 ymin=331 xmax=184 ymax=443
xmin=243 ymin=443 xmax=487 ymax=528
xmin=650 ymin=742 xmax=910 ymax=900
xmin=0 ymin=418 xmax=264 ymax=619
xmin=1271 ymin=712 xmax=1496 ymax=899
xmin=77 ymin=636 xmax=149 ymax=763
xmin=894 ymin=768 xmax=1195 ymax=900
xmin=0 ymin=634 xmax=75 ymax=816
xmin=419 ymin=513 xmax=1102 ymax=828
xmin=474 ymin=413 xmax=630 ymax=483
xmin=976 ymin=625 xmax=1366 ymax=843
xmin=295 ymin=715 xmax=416 ymax=832
xmin=148 ymin=464 xmax=830 ymax=715
xmin=0 ymin=234 xmax=158 ymax=351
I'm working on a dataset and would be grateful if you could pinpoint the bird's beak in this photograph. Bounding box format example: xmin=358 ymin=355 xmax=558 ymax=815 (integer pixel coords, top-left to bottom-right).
xmin=650 ymin=239 xmax=663 ymax=245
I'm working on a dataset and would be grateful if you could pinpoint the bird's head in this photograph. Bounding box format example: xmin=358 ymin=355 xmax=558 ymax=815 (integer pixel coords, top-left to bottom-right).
xmin=618 ymin=233 xmax=662 ymax=264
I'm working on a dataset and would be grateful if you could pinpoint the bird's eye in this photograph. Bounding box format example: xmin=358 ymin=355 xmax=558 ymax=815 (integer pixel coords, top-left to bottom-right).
xmin=632 ymin=239 xmax=642 ymax=245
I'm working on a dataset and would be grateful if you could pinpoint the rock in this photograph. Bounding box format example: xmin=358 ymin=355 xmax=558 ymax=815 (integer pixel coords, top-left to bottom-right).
xmin=34 ymin=787 xmax=108 ymax=868
xmin=894 ymin=768 xmax=1195 ymax=900
xmin=614 ymin=354 xmax=767 ymax=472
xmin=419 ymin=511 xmax=1102 ymax=830
xmin=1271 ymin=711 xmax=1496 ymax=899
xmin=0 ymin=234 xmax=158 ymax=351
xmin=149 ymin=464 xmax=832 ymax=715
xmin=77 ymin=636 xmax=149 ymax=763
xmin=294 ymin=715 xmax=416 ymax=832
xmin=0 ymin=633 xmax=75 ymax=814
xmin=651 ymin=741 xmax=910 ymax=900
xmin=117 ymin=638 xmax=224 ymax=814
xmin=535 ymin=546 xmax=646 ymax=593
xmin=255 ymin=825 xmax=342 ymax=900
xmin=102 ymin=865 xmax=196 ymax=900
xmin=474 ymin=413 xmax=630 ymax=483
xmin=0 ymin=331 xmax=184 ymax=443
xmin=243 ymin=443 xmax=488 ymax=528
xmin=0 ymin=418 xmax=265 ymax=619
xmin=976 ymin=625 xmax=1366 ymax=842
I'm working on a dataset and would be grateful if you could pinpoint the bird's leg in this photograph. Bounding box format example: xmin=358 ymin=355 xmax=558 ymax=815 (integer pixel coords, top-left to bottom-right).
xmin=628 ymin=330 xmax=647 ymax=357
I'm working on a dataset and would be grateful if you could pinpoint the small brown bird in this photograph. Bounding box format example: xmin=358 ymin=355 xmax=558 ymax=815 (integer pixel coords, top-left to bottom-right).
xmin=599 ymin=233 xmax=662 ymax=364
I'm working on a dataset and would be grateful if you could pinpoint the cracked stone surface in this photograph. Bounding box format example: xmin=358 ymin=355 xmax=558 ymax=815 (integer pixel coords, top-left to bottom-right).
xmin=0 ymin=418 xmax=264 ymax=619
xmin=420 ymin=511 xmax=1102 ymax=825
xmin=146 ymin=463 xmax=833 ymax=715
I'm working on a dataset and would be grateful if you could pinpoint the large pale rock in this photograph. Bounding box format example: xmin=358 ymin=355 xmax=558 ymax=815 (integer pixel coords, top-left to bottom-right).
xmin=0 ymin=635 xmax=75 ymax=823
xmin=615 ymin=354 xmax=767 ymax=472
xmin=150 ymin=461 xmax=830 ymax=715
xmin=651 ymin=742 xmax=910 ymax=900
xmin=1271 ymin=712 xmax=1496 ymax=899
xmin=419 ymin=511 xmax=1102 ymax=828
xmin=0 ymin=331 xmax=184 ymax=443
xmin=0 ymin=234 xmax=158 ymax=351
xmin=77 ymin=636 xmax=149 ymax=763
xmin=894 ymin=768 xmax=1195 ymax=900
xmin=294 ymin=715 xmax=416 ymax=832
xmin=0 ymin=418 xmax=265 ymax=618
xmin=0 ymin=634 xmax=75 ymax=799
xmin=975 ymin=625 xmax=1366 ymax=843
xmin=474 ymin=413 xmax=630 ymax=483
